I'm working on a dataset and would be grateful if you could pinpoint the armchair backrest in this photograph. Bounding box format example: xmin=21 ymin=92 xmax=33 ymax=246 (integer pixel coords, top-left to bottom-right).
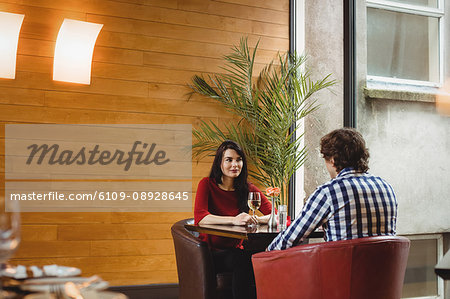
xmin=252 ymin=236 xmax=410 ymax=299
xmin=171 ymin=218 xmax=216 ymax=299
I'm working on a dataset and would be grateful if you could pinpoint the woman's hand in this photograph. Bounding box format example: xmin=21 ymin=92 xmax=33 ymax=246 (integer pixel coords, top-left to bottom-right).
xmin=256 ymin=214 xmax=270 ymax=224
xmin=232 ymin=212 xmax=258 ymax=226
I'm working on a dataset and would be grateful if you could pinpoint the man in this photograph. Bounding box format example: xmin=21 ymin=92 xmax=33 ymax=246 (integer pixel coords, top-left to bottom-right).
xmin=267 ymin=128 xmax=397 ymax=251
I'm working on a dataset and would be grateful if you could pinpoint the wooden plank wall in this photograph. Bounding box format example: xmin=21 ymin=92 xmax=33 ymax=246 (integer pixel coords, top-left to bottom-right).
xmin=0 ymin=0 xmax=289 ymax=285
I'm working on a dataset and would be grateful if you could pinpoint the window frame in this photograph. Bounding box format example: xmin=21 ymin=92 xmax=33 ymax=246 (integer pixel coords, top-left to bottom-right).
xmin=366 ymin=0 xmax=445 ymax=87
xmin=401 ymin=233 xmax=444 ymax=299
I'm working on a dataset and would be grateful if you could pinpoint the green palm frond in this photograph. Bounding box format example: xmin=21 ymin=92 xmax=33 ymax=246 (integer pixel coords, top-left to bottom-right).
xmin=189 ymin=37 xmax=336 ymax=206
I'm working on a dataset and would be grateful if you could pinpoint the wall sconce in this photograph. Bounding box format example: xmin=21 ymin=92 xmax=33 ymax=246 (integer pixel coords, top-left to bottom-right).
xmin=0 ymin=12 xmax=25 ymax=79
xmin=53 ymin=19 xmax=103 ymax=85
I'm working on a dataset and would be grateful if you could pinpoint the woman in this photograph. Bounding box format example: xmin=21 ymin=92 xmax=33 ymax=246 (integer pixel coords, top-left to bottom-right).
xmin=194 ymin=140 xmax=272 ymax=299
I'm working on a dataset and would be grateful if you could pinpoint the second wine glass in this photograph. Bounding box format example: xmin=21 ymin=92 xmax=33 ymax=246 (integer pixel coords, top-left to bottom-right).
xmin=0 ymin=199 xmax=21 ymax=298
xmin=0 ymin=199 xmax=20 ymax=264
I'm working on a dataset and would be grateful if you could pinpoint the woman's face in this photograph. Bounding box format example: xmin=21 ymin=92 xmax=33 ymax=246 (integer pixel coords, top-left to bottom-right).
xmin=220 ymin=149 xmax=243 ymax=180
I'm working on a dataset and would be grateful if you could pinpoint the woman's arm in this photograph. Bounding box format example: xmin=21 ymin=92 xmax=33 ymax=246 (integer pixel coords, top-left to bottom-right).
xmin=194 ymin=178 xmax=212 ymax=225
xmin=199 ymin=213 xmax=256 ymax=226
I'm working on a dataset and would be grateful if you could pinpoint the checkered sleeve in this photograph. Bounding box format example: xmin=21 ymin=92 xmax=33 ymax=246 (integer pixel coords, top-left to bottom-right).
xmin=266 ymin=187 xmax=331 ymax=251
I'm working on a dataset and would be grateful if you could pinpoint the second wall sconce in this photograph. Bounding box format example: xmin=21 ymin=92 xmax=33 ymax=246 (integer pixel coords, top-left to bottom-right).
xmin=53 ymin=19 xmax=103 ymax=85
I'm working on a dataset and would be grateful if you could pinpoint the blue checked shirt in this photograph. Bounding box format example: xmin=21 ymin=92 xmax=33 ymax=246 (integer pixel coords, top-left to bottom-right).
xmin=267 ymin=168 xmax=397 ymax=251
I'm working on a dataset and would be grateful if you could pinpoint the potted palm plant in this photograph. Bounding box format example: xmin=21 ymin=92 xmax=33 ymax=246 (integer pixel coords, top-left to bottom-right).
xmin=189 ymin=37 xmax=335 ymax=208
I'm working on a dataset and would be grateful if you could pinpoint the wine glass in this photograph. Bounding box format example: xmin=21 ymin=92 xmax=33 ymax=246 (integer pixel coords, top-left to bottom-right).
xmin=247 ymin=192 xmax=261 ymax=227
xmin=0 ymin=199 xmax=21 ymax=297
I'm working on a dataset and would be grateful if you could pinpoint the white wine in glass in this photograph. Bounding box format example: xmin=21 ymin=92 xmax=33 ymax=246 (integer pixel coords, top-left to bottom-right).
xmin=247 ymin=192 xmax=261 ymax=217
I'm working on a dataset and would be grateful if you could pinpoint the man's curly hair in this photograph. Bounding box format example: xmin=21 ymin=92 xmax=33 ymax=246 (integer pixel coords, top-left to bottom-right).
xmin=320 ymin=128 xmax=370 ymax=173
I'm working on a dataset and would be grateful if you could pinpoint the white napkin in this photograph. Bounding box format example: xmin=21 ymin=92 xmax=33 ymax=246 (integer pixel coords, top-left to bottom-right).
xmin=3 ymin=265 xmax=27 ymax=279
xmin=30 ymin=265 xmax=44 ymax=278
xmin=2 ymin=264 xmax=81 ymax=279
xmin=43 ymin=264 xmax=59 ymax=277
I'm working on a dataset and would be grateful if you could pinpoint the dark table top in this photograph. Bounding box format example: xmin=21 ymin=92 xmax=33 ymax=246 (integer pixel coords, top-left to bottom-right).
xmin=185 ymin=223 xmax=324 ymax=239
xmin=184 ymin=223 xmax=277 ymax=240
xmin=435 ymin=249 xmax=450 ymax=280
xmin=184 ymin=223 xmax=324 ymax=251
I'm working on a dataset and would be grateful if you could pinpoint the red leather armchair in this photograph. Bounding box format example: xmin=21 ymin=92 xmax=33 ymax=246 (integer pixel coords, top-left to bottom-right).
xmin=171 ymin=218 xmax=232 ymax=299
xmin=252 ymin=236 xmax=410 ymax=299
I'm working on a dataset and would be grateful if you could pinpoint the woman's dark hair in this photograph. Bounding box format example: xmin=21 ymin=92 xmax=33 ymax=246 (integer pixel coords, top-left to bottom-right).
xmin=320 ymin=128 xmax=370 ymax=173
xmin=210 ymin=140 xmax=249 ymax=212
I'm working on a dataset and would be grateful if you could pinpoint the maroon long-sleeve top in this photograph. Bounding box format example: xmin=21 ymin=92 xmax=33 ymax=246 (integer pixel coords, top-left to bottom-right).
xmin=194 ymin=177 xmax=272 ymax=250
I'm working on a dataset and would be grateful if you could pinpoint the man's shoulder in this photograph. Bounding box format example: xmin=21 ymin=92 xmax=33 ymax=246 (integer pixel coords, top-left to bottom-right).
xmin=349 ymin=171 xmax=392 ymax=185
xmin=336 ymin=168 xmax=386 ymax=181
xmin=334 ymin=171 xmax=395 ymax=194
xmin=318 ymin=170 xmax=388 ymax=189
xmin=316 ymin=170 xmax=357 ymax=189
xmin=309 ymin=179 xmax=337 ymax=198
xmin=307 ymin=170 xmax=394 ymax=202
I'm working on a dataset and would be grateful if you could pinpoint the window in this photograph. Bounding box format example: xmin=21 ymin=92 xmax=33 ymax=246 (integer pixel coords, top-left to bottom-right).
xmin=402 ymin=234 xmax=444 ymax=299
xmin=367 ymin=0 xmax=444 ymax=86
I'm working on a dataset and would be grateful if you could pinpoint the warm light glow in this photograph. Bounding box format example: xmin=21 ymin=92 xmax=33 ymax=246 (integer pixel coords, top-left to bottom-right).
xmin=53 ymin=19 xmax=103 ymax=85
xmin=0 ymin=12 xmax=25 ymax=79
xmin=436 ymin=79 xmax=450 ymax=117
